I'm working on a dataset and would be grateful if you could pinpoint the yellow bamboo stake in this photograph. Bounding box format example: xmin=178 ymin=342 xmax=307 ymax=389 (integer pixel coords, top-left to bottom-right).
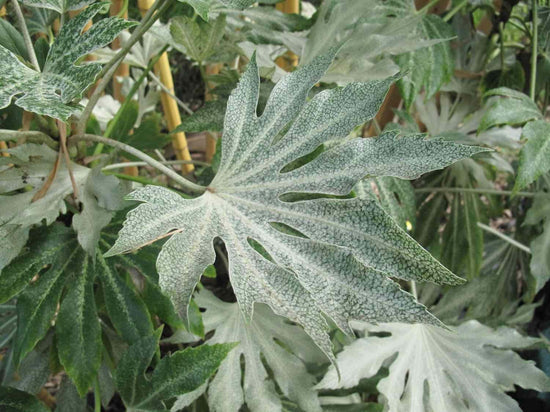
xmin=275 ymin=0 xmax=299 ymax=69
xmin=205 ymin=63 xmax=222 ymax=161
xmin=138 ymin=0 xmax=194 ymax=173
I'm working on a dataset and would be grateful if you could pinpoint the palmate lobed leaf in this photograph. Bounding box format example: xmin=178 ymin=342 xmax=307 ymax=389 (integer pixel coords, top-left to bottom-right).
xmin=0 ymin=3 xmax=136 ymax=120
xmin=172 ymin=289 xmax=327 ymax=412
xmin=318 ymin=320 xmax=550 ymax=412
xmin=107 ymin=51 xmax=487 ymax=356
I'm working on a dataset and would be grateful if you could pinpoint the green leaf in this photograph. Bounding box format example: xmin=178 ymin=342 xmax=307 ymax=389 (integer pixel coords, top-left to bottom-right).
xmin=514 ymin=120 xmax=550 ymax=191
xmin=181 ymin=0 xmax=211 ymax=20
xmin=56 ymin=253 xmax=102 ymax=396
xmin=318 ymin=320 xmax=550 ymax=411
xmin=55 ymin=376 xmax=88 ymax=412
xmin=116 ymin=330 xmax=235 ymax=411
xmin=97 ymin=253 xmax=154 ymax=345
xmin=525 ymin=195 xmax=550 ymax=294
xmin=13 ymin=227 xmax=82 ymax=365
xmin=397 ymin=14 xmax=454 ymax=107
xmin=186 ymin=289 xmax=326 ymax=412
xmin=171 ymin=14 xmax=226 ymax=63
xmin=479 ymin=88 xmax=542 ymax=131
xmin=301 ymin=0 xmax=435 ymax=83
xmin=220 ymin=0 xmax=256 ymax=9
xmin=73 ymin=168 xmax=129 ymax=255
xmin=174 ymin=100 xmax=226 ymax=133
xmin=0 ymin=3 xmax=136 ymax=120
xmin=0 ymin=19 xmax=28 ymax=61
xmin=0 ymin=225 xmax=29 ymax=271
xmin=107 ymin=53 xmax=484 ymax=355
xmin=21 ymin=0 xmax=95 ymax=14
xmin=0 ymin=224 xmax=75 ymax=304
xmin=0 ymin=386 xmax=49 ymax=412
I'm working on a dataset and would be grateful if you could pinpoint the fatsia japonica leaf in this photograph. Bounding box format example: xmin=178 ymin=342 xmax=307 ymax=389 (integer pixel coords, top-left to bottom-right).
xmin=20 ymin=0 xmax=95 ymax=14
xmin=115 ymin=329 xmax=236 ymax=412
xmin=173 ymin=289 xmax=326 ymax=412
xmin=0 ymin=3 xmax=136 ymax=120
xmin=107 ymin=52 xmax=486 ymax=356
xmin=318 ymin=320 xmax=550 ymax=412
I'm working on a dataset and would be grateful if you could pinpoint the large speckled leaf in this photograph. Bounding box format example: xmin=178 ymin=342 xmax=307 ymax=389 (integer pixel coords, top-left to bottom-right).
xmin=20 ymin=0 xmax=95 ymax=13
xmin=173 ymin=289 xmax=326 ymax=412
xmin=0 ymin=3 xmax=136 ymax=120
xmin=318 ymin=320 xmax=550 ymax=412
xmin=106 ymin=52 xmax=485 ymax=355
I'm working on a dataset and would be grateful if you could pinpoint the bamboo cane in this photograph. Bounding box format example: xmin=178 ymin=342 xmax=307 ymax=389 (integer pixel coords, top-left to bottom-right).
xmin=205 ymin=63 xmax=222 ymax=161
xmin=275 ymin=0 xmax=299 ymax=70
xmin=138 ymin=0 xmax=194 ymax=173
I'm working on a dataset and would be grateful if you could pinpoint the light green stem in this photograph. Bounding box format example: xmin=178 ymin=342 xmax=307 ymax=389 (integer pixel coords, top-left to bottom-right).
xmin=477 ymin=222 xmax=531 ymax=254
xmin=443 ymin=0 xmax=467 ymax=22
xmin=103 ymin=159 xmax=210 ymax=170
xmin=11 ymin=0 xmax=40 ymax=71
xmin=94 ymin=377 xmax=101 ymax=412
xmin=77 ymin=0 xmax=169 ymax=135
xmin=530 ymin=0 xmax=538 ymax=101
xmin=414 ymin=187 xmax=548 ymax=198
xmin=71 ymin=134 xmax=207 ymax=194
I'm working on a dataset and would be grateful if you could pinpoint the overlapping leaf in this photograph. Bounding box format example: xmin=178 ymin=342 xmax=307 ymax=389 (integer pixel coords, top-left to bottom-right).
xmin=0 ymin=3 xmax=135 ymax=120
xmin=107 ymin=52 xmax=485 ymax=355
xmin=318 ymin=320 xmax=550 ymax=412
xmin=173 ymin=289 xmax=326 ymax=412
xmin=0 ymin=143 xmax=127 ymax=257
xmin=115 ymin=329 xmax=235 ymax=411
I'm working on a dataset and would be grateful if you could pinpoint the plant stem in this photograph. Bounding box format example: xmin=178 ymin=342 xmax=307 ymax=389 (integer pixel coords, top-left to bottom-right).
xmin=94 ymin=377 xmax=101 ymax=412
xmin=103 ymin=159 xmax=211 ymax=170
xmin=148 ymin=72 xmax=194 ymax=115
xmin=102 ymin=171 xmax=160 ymax=186
xmin=443 ymin=0 xmax=467 ymax=22
xmin=477 ymin=222 xmax=531 ymax=254
xmin=414 ymin=187 xmax=548 ymax=198
xmin=530 ymin=0 xmax=538 ymax=101
xmin=71 ymin=134 xmax=207 ymax=194
xmin=91 ymin=45 xmax=167 ymax=160
xmin=11 ymin=0 xmax=40 ymax=71
xmin=77 ymin=0 xmax=168 ymax=135
xmin=0 ymin=129 xmax=58 ymax=148
xmin=410 ymin=281 xmax=418 ymax=300
xmin=418 ymin=0 xmax=442 ymax=14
